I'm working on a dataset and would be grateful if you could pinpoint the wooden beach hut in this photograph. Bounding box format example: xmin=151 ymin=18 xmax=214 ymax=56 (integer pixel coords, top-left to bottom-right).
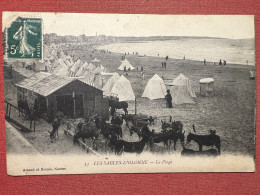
xmin=16 ymin=72 xmax=109 ymax=121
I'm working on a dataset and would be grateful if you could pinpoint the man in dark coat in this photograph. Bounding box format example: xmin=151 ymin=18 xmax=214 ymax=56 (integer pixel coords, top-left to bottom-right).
xmin=165 ymin=89 xmax=173 ymax=108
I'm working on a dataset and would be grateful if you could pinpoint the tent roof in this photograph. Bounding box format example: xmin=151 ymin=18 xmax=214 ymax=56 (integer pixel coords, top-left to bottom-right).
xmin=75 ymin=66 xmax=85 ymax=77
xmin=142 ymin=74 xmax=166 ymax=100
xmin=118 ymin=59 xmax=135 ymax=70
xmin=165 ymin=73 xmax=188 ymax=86
xmin=92 ymin=58 xmax=101 ymax=62
xmin=58 ymin=58 xmax=69 ymax=70
xmin=165 ymin=73 xmax=196 ymax=98
xmin=92 ymin=67 xmax=102 ymax=74
xmin=87 ymin=63 xmax=96 ymax=71
xmin=70 ymin=59 xmax=81 ymax=72
xmin=111 ymin=75 xmax=135 ymax=101
xmin=102 ymin=73 xmax=120 ymax=96
xmin=81 ymin=62 xmax=89 ymax=69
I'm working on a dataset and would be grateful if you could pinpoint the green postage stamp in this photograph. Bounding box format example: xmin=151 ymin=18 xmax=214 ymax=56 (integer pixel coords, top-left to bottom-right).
xmin=6 ymin=17 xmax=42 ymax=59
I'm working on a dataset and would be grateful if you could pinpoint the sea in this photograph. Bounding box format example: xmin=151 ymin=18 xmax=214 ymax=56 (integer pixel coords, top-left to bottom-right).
xmin=98 ymin=38 xmax=255 ymax=66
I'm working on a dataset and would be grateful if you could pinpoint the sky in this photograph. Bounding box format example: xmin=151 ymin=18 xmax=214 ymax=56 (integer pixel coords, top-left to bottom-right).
xmin=2 ymin=12 xmax=255 ymax=39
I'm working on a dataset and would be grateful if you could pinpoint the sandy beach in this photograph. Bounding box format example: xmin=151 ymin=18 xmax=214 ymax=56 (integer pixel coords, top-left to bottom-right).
xmin=4 ymin=44 xmax=255 ymax=156
xmin=68 ymin=47 xmax=256 ymax=155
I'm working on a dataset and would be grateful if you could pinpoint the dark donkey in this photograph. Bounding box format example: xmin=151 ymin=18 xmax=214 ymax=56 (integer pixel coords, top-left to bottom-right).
xmin=130 ymin=124 xmax=152 ymax=140
xmin=114 ymin=136 xmax=150 ymax=155
xmin=187 ymin=131 xmax=221 ymax=155
xmin=161 ymin=120 xmax=185 ymax=150
xmin=96 ymin=117 xmax=123 ymax=139
xmin=73 ymin=120 xmax=100 ymax=149
xmin=109 ymin=99 xmax=128 ymax=115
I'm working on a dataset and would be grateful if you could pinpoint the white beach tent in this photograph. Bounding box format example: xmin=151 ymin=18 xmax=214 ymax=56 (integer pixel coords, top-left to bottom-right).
xmin=76 ymin=66 xmax=85 ymax=77
xmin=51 ymin=60 xmax=69 ymax=77
xmin=118 ymin=59 xmax=135 ymax=71
xmin=111 ymin=75 xmax=135 ymax=101
xmin=142 ymin=74 xmax=167 ymax=100
xmin=82 ymin=61 xmax=89 ymax=69
xmin=165 ymin=73 xmax=196 ymax=104
xmin=92 ymin=58 xmax=101 ymax=63
xmin=100 ymin=64 xmax=107 ymax=73
xmin=102 ymin=73 xmax=121 ymax=97
xmin=87 ymin=63 xmax=96 ymax=71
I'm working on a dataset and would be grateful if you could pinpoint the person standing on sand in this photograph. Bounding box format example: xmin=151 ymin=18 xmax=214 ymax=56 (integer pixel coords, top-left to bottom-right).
xmin=219 ymin=59 xmax=222 ymax=66
xmin=204 ymin=59 xmax=206 ymax=66
xmin=165 ymin=89 xmax=173 ymax=108
xmin=223 ymin=60 xmax=226 ymax=65
xmin=183 ymin=55 xmax=185 ymax=60
xmin=141 ymin=72 xmax=145 ymax=80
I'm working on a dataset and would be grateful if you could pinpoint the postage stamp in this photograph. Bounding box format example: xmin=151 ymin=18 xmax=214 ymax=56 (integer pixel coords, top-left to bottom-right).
xmin=2 ymin=12 xmax=256 ymax=176
xmin=6 ymin=17 xmax=42 ymax=59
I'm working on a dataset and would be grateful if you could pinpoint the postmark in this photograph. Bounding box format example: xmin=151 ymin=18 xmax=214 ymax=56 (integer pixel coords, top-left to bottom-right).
xmin=6 ymin=17 xmax=42 ymax=59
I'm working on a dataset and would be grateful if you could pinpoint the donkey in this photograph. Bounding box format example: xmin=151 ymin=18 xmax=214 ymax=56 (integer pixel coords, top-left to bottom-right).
xmin=109 ymin=99 xmax=128 ymax=115
xmin=114 ymin=136 xmax=150 ymax=155
xmin=186 ymin=132 xmax=221 ymax=155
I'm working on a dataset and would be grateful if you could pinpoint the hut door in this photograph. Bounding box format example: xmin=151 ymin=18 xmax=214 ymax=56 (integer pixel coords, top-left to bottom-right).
xmin=56 ymin=95 xmax=65 ymax=114
xmin=38 ymin=95 xmax=47 ymax=113
xmin=64 ymin=95 xmax=74 ymax=118
xmin=75 ymin=94 xmax=83 ymax=118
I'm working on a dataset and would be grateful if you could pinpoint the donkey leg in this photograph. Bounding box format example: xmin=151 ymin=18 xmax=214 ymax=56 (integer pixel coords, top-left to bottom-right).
xmin=173 ymin=140 xmax=177 ymax=151
xmin=215 ymin=143 xmax=221 ymax=155
xmin=199 ymin=144 xmax=203 ymax=152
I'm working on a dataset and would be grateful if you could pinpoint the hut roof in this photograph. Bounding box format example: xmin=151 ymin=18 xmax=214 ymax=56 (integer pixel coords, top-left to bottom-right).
xmin=16 ymin=72 xmax=102 ymax=97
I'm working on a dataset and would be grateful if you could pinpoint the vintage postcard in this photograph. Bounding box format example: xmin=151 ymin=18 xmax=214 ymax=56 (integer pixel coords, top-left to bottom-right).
xmin=2 ymin=12 xmax=256 ymax=175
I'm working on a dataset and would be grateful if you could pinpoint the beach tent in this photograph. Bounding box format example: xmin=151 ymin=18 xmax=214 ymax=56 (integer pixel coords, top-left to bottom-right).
xmin=68 ymin=59 xmax=82 ymax=77
xmin=87 ymin=63 xmax=96 ymax=71
xmin=92 ymin=66 xmax=102 ymax=74
xmin=75 ymin=61 xmax=89 ymax=76
xmin=93 ymin=74 xmax=103 ymax=89
xmin=64 ymin=59 xmax=73 ymax=68
xmin=111 ymin=75 xmax=135 ymax=101
xmin=142 ymin=74 xmax=167 ymax=100
xmin=58 ymin=58 xmax=69 ymax=69
xmin=102 ymin=73 xmax=121 ymax=97
xmin=82 ymin=61 xmax=89 ymax=69
xmin=100 ymin=64 xmax=107 ymax=73
xmin=51 ymin=61 xmax=69 ymax=77
xmin=92 ymin=58 xmax=101 ymax=63
xmin=75 ymin=66 xmax=85 ymax=77
xmin=118 ymin=59 xmax=135 ymax=71
xmin=92 ymin=58 xmax=101 ymax=67
xmin=83 ymin=70 xmax=95 ymax=81
xmin=165 ymin=73 xmax=196 ymax=104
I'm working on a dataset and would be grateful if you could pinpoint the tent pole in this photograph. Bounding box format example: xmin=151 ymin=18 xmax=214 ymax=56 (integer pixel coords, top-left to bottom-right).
xmin=135 ymin=97 xmax=137 ymax=115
